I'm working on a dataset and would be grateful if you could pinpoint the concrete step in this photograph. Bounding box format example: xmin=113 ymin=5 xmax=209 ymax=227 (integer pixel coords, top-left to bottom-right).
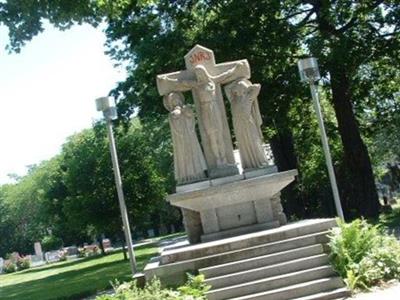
xmin=206 ymin=265 xmax=336 ymax=300
xmin=160 ymin=219 xmax=336 ymax=264
xmin=229 ymin=277 xmax=345 ymax=300
xmin=145 ymin=231 xmax=330 ymax=285
xmin=200 ymin=244 xmax=324 ymax=278
xmin=292 ymin=287 xmax=350 ymax=300
xmin=205 ymin=253 xmax=330 ymax=289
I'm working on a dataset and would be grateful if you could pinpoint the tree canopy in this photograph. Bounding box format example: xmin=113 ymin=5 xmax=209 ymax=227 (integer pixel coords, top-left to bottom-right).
xmin=0 ymin=1 xmax=399 ymax=256
xmin=0 ymin=119 xmax=180 ymax=257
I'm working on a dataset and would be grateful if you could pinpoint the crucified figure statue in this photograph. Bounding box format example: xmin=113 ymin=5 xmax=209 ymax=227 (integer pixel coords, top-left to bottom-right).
xmin=160 ymin=62 xmax=245 ymax=166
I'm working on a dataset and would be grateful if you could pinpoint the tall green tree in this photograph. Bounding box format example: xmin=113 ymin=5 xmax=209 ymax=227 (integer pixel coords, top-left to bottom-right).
xmin=1 ymin=0 xmax=399 ymax=219
xmin=287 ymin=0 xmax=399 ymax=217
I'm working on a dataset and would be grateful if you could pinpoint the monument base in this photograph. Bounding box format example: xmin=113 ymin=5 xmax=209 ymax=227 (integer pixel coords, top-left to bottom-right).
xmin=167 ymin=170 xmax=297 ymax=243
xmin=208 ymin=164 xmax=239 ymax=179
xmin=201 ymin=220 xmax=279 ymax=243
xmin=243 ymin=165 xmax=278 ymax=179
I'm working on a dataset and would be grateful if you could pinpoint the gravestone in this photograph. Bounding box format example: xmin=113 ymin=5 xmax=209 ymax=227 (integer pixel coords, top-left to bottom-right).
xmin=45 ymin=251 xmax=61 ymax=263
xmin=147 ymin=229 xmax=155 ymax=238
xmin=34 ymin=242 xmax=43 ymax=259
xmin=0 ymin=257 xmax=4 ymax=274
xmin=156 ymin=45 xmax=296 ymax=243
xmin=65 ymin=246 xmax=79 ymax=256
xmin=102 ymin=239 xmax=112 ymax=249
xmin=30 ymin=254 xmax=46 ymax=267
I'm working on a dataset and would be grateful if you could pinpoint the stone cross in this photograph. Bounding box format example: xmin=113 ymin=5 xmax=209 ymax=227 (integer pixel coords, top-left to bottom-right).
xmin=156 ymin=45 xmax=251 ymax=178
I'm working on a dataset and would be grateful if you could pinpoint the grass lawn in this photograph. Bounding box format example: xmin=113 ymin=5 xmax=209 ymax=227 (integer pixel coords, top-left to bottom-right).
xmin=0 ymin=244 xmax=158 ymax=300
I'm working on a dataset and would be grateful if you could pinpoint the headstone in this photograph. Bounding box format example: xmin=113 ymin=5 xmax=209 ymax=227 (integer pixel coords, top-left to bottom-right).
xmin=147 ymin=229 xmax=155 ymax=238
xmin=0 ymin=257 xmax=4 ymax=274
xmin=65 ymin=246 xmax=79 ymax=256
xmin=84 ymin=244 xmax=99 ymax=256
xmin=45 ymin=251 xmax=61 ymax=263
xmin=34 ymin=242 xmax=43 ymax=259
xmin=155 ymin=45 xmax=297 ymax=244
xmin=102 ymin=239 xmax=112 ymax=249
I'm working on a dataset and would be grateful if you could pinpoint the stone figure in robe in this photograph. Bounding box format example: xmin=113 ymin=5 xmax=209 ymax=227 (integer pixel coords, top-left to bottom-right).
xmin=225 ymin=79 xmax=268 ymax=170
xmin=163 ymin=92 xmax=207 ymax=184
xmin=160 ymin=62 xmax=245 ymax=167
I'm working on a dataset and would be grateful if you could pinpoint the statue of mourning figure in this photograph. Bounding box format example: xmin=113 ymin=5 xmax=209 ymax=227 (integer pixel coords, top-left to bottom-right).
xmin=163 ymin=91 xmax=207 ymax=185
xmin=225 ymin=78 xmax=268 ymax=170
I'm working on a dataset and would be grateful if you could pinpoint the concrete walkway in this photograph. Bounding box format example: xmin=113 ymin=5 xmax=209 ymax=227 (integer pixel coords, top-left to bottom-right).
xmin=347 ymin=282 xmax=400 ymax=299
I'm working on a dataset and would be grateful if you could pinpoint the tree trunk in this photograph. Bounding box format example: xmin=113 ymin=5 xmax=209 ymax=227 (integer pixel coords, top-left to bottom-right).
xmin=120 ymin=232 xmax=128 ymax=261
xmin=329 ymin=67 xmax=381 ymax=218
xmin=270 ymin=129 xmax=305 ymax=217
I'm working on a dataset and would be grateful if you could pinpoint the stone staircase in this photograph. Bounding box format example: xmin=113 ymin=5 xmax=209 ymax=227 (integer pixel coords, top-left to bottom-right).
xmin=144 ymin=219 xmax=350 ymax=300
xmin=198 ymin=221 xmax=350 ymax=300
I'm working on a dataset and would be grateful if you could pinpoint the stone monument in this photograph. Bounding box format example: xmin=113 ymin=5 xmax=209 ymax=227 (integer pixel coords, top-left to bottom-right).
xmin=144 ymin=46 xmax=349 ymax=299
xmin=156 ymin=45 xmax=297 ymax=243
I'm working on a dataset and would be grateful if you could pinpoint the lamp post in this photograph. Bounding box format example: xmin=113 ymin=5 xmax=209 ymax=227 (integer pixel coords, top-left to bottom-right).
xmin=297 ymin=58 xmax=345 ymax=220
xmin=95 ymin=96 xmax=137 ymax=274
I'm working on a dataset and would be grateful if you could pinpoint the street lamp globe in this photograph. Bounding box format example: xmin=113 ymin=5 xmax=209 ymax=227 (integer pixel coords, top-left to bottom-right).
xmin=95 ymin=97 xmax=117 ymax=120
xmin=95 ymin=96 xmax=113 ymax=112
xmin=298 ymin=57 xmax=321 ymax=83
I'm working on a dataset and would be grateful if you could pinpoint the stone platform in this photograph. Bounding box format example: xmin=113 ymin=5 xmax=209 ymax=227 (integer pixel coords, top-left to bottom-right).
xmin=144 ymin=219 xmax=349 ymax=299
xmin=169 ymin=169 xmax=297 ymax=243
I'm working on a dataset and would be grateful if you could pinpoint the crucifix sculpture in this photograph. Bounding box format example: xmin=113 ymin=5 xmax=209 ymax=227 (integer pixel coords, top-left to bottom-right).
xmin=157 ymin=45 xmax=251 ymax=178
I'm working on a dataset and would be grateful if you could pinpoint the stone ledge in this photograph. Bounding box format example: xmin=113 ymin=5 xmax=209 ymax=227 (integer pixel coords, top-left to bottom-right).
xmin=167 ymin=169 xmax=298 ymax=211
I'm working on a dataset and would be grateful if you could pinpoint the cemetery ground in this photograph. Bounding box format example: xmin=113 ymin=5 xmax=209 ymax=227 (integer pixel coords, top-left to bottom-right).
xmin=1 ymin=207 xmax=399 ymax=300
xmin=0 ymin=234 xmax=183 ymax=300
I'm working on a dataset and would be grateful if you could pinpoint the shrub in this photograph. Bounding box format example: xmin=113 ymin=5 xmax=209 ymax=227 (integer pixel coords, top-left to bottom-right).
xmin=41 ymin=235 xmax=63 ymax=252
xmin=96 ymin=275 xmax=210 ymax=300
xmin=6 ymin=252 xmax=21 ymax=263
xmin=178 ymin=274 xmax=210 ymax=298
xmin=77 ymin=249 xmax=86 ymax=258
xmin=329 ymin=219 xmax=400 ymax=290
xmin=16 ymin=257 xmax=31 ymax=270
xmin=3 ymin=261 xmax=17 ymax=273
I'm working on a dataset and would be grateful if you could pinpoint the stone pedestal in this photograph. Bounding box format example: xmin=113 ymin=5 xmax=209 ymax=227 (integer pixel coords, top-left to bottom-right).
xmin=169 ymin=170 xmax=297 ymax=243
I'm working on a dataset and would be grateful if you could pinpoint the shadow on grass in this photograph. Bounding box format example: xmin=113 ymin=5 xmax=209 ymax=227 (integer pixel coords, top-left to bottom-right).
xmin=21 ymin=256 xmax=98 ymax=275
xmin=22 ymin=247 xmax=153 ymax=275
xmin=0 ymin=251 xmax=156 ymax=300
xmin=379 ymin=205 xmax=400 ymax=229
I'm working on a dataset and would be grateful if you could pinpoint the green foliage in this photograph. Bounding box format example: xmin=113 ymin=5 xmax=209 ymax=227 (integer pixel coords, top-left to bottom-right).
xmin=3 ymin=261 xmax=17 ymax=273
xmin=16 ymin=257 xmax=31 ymax=270
xmin=379 ymin=205 xmax=400 ymax=230
xmin=177 ymin=274 xmax=211 ymax=299
xmin=0 ymin=118 xmax=179 ymax=257
xmin=1 ymin=0 xmax=399 ymax=254
xmin=96 ymin=275 xmax=210 ymax=300
xmin=41 ymin=235 xmax=63 ymax=252
xmin=329 ymin=219 xmax=400 ymax=290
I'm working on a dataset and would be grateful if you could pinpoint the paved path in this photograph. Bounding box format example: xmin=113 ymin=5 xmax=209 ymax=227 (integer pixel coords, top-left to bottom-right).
xmin=348 ymin=282 xmax=400 ymax=299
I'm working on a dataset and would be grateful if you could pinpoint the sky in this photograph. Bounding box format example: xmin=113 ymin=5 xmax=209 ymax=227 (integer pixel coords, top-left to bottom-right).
xmin=0 ymin=24 xmax=126 ymax=184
